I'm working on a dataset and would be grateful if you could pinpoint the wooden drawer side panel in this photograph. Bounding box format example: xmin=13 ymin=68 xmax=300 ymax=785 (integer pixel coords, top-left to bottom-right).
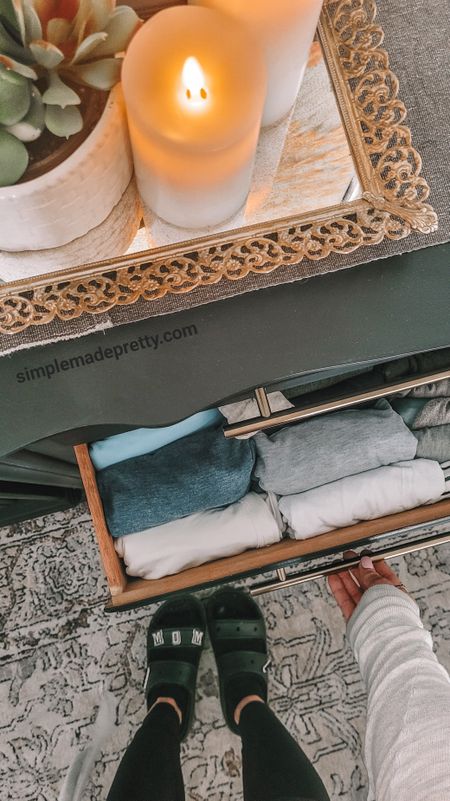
xmin=74 ymin=444 xmax=127 ymax=596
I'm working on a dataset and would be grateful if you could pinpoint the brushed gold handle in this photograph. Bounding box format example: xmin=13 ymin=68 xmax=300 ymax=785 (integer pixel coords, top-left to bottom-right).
xmin=254 ymin=386 xmax=271 ymax=417
xmin=223 ymin=368 xmax=450 ymax=438
xmin=250 ymin=525 xmax=450 ymax=596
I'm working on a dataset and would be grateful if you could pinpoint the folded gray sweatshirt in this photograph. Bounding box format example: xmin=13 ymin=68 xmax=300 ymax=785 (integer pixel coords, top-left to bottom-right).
xmin=391 ymin=397 xmax=450 ymax=429
xmin=254 ymin=400 xmax=418 ymax=495
xmin=347 ymin=585 xmax=450 ymax=801
xmin=415 ymin=424 xmax=450 ymax=462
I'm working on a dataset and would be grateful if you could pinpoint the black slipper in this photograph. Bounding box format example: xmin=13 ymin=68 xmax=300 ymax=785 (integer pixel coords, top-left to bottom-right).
xmin=206 ymin=587 xmax=271 ymax=734
xmin=145 ymin=594 xmax=206 ymax=740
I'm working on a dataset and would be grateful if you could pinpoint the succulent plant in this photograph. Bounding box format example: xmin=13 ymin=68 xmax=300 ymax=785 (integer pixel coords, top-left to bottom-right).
xmin=0 ymin=0 xmax=141 ymax=186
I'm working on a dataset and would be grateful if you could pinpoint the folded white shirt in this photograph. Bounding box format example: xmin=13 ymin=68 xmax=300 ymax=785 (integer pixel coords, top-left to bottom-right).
xmin=279 ymin=459 xmax=446 ymax=540
xmin=219 ymin=392 xmax=293 ymax=438
xmin=115 ymin=492 xmax=283 ymax=580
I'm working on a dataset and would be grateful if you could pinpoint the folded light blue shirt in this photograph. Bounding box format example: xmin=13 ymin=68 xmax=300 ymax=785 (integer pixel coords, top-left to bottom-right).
xmin=89 ymin=409 xmax=224 ymax=470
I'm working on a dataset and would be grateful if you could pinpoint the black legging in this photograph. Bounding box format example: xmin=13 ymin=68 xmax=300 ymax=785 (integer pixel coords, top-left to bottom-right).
xmin=107 ymin=700 xmax=330 ymax=801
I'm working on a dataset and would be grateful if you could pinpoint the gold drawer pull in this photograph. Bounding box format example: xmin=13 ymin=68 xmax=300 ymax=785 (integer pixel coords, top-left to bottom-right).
xmin=250 ymin=525 xmax=450 ymax=597
xmin=224 ymin=368 xmax=450 ymax=438
xmin=254 ymin=386 xmax=271 ymax=418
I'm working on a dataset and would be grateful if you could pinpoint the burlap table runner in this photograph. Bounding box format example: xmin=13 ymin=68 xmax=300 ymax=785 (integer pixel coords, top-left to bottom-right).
xmin=2 ymin=0 xmax=449 ymax=356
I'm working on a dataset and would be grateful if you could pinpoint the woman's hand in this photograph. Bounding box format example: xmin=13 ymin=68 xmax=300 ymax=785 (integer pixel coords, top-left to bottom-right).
xmin=328 ymin=551 xmax=408 ymax=621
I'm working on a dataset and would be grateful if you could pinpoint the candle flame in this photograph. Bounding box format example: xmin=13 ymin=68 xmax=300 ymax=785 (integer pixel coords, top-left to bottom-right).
xmin=182 ymin=56 xmax=208 ymax=104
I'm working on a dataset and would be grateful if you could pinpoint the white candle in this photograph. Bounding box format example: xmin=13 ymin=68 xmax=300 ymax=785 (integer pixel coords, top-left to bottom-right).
xmin=190 ymin=0 xmax=324 ymax=127
xmin=122 ymin=6 xmax=266 ymax=228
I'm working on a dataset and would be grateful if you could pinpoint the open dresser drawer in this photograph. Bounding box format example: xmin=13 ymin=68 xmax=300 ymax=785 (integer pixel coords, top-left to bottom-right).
xmin=75 ymin=362 xmax=450 ymax=611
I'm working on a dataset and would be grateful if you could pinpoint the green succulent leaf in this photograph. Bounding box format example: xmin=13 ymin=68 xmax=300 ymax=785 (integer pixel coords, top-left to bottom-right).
xmin=71 ymin=31 xmax=107 ymax=64
xmin=46 ymin=17 xmax=71 ymax=47
xmin=0 ymin=53 xmax=37 ymax=79
xmin=6 ymin=84 xmax=43 ymax=140
xmin=29 ymin=39 xmax=64 ymax=68
xmin=70 ymin=56 xmax=121 ymax=90
xmin=0 ymin=61 xmax=30 ymax=125
xmin=0 ymin=127 xmax=28 ymax=186
xmin=0 ymin=18 xmax=31 ymax=61
xmin=90 ymin=5 xmax=141 ymax=57
xmin=23 ymin=1 xmax=42 ymax=41
xmin=0 ymin=0 xmax=20 ymax=32
xmin=9 ymin=0 xmax=25 ymax=45
xmin=45 ymin=103 xmax=83 ymax=137
xmin=42 ymin=71 xmax=80 ymax=107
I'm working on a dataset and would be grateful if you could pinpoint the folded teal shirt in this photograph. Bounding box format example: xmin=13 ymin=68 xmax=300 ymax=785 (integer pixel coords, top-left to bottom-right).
xmin=89 ymin=409 xmax=223 ymax=470
xmin=390 ymin=398 xmax=427 ymax=428
xmin=97 ymin=426 xmax=256 ymax=537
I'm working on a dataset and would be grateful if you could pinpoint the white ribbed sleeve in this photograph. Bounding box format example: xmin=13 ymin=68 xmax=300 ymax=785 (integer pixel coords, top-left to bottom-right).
xmin=347 ymin=585 xmax=450 ymax=801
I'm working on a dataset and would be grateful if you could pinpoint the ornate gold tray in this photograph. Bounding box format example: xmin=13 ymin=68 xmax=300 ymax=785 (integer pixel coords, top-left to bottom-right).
xmin=0 ymin=0 xmax=437 ymax=336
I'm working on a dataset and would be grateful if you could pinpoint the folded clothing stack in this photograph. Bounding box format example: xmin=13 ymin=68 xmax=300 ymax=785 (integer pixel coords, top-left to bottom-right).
xmin=115 ymin=492 xmax=283 ymax=579
xmin=93 ymin=407 xmax=282 ymax=579
xmin=391 ymin=379 xmax=450 ymax=463
xmin=253 ymin=399 xmax=449 ymax=541
xmin=253 ymin=400 xmax=418 ymax=495
xmin=279 ymin=459 xmax=448 ymax=540
xmin=98 ymin=426 xmax=256 ymax=536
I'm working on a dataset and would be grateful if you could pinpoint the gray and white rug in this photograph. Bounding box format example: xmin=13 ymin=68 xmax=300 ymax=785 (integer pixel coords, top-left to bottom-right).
xmin=2 ymin=502 xmax=450 ymax=801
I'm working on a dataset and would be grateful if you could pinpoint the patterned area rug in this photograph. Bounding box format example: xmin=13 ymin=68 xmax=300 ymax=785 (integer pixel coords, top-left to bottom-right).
xmin=2 ymin=502 xmax=450 ymax=801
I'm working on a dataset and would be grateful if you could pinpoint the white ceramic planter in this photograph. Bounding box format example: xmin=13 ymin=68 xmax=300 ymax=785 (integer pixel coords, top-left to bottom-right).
xmin=0 ymin=177 xmax=142 ymax=282
xmin=0 ymin=84 xmax=133 ymax=251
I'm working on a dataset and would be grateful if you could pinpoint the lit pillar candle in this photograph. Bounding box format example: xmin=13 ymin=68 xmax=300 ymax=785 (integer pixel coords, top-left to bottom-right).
xmin=190 ymin=0 xmax=324 ymax=127
xmin=122 ymin=6 xmax=266 ymax=229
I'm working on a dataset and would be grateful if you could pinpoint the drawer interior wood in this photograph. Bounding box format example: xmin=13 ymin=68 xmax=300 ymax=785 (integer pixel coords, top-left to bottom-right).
xmin=74 ymin=444 xmax=450 ymax=611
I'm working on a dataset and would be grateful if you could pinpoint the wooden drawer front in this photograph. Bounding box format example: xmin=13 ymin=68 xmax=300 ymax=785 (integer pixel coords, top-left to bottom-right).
xmin=74 ymin=444 xmax=450 ymax=611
